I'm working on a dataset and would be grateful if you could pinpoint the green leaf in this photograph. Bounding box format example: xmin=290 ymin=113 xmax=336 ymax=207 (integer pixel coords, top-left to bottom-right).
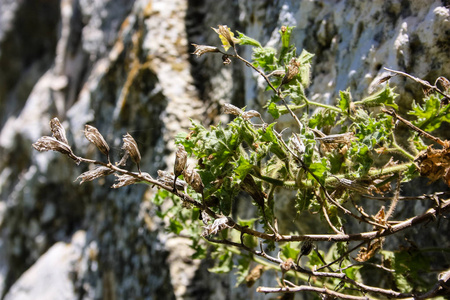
xmin=168 ymin=218 xmax=183 ymax=235
xmin=357 ymin=86 xmax=399 ymax=110
xmin=338 ymin=89 xmax=351 ymax=113
xmin=252 ymin=47 xmax=278 ymax=72
xmin=408 ymin=93 xmax=450 ymax=132
xmin=209 ymin=251 xmax=234 ymax=273
xmin=236 ymin=31 xmax=262 ymax=48
xmin=307 ymin=160 xmax=328 ymax=185
xmin=281 ymin=242 xmax=300 ymax=260
xmin=267 ymin=102 xmax=280 ymax=119
xmin=233 ymin=156 xmax=254 ymax=182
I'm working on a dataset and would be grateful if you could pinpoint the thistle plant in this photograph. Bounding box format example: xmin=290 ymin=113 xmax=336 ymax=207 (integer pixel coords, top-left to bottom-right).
xmin=33 ymin=25 xmax=450 ymax=299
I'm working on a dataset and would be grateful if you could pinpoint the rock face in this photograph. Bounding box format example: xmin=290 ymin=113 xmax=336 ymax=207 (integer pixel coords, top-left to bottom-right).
xmin=0 ymin=0 xmax=448 ymax=299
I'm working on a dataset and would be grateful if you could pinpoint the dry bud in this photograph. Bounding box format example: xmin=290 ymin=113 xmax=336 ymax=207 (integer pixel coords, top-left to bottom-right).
xmin=183 ymin=167 xmax=204 ymax=195
xmin=280 ymin=258 xmax=294 ymax=273
xmin=32 ymin=136 xmax=80 ymax=164
xmin=222 ymin=55 xmax=231 ymax=65
xmin=173 ymin=145 xmax=188 ymax=191
xmin=192 ymin=44 xmax=219 ymax=57
xmin=245 ymin=265 xmax=265 ymax=287
xmin=84 ymin=125 xmax=110 ymax=160
xmin=222 ymin=103 xmax=243 ymax=116
xmin=76 ymin=166 xmax=114 ymax=184
xmin=281 ymin=58 xmax=300 ymax=86
xmin=241 ymin=110 xmax=261 ymax=121
xmin=50 ymin=118 xmax=69 ymax=145
xmin=122 ymin=133 xmax=141 ymax=173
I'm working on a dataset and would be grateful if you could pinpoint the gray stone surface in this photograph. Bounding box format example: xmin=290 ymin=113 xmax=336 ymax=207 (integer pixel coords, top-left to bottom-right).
xmin=0 ymin=0 xmax=448 ymax=299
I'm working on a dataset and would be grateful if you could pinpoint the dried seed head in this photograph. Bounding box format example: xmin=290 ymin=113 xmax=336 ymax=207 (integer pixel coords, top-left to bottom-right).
xmin=32 ymin=136 xmax=81 ymax=164
xmin=111 ymin=173 xmax=150 ymax=188
xmin=84 ymin=125 xmax=110 ymax=159
xmin=183 ymin=167 xmax=204 ymax=194
xmin=222 ymin=103 xmax=243 ymax=116
xmin=200 ymin=210 xmax=211 ymax=225
xmin=192 ymin=44 xmax=219 ymax=57
xmin=50 ymin=118 xmax=69 ymax=145
xmin=281 ymin=58 xmax=300 ymax=85
xmin=241 ymin=110 xmax=261 ymax=121
xmin=122 ymin=133 xmax=141 ymax=173
xmin=174 ymin=145 xmax=188 ymax=177
xmin=76 ymin=166 xmax=114 ymax=184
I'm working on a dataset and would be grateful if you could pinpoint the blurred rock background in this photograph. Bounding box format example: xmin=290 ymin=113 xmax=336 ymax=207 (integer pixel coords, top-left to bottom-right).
xmin=0 ymin=0 xmax=448 ymax=299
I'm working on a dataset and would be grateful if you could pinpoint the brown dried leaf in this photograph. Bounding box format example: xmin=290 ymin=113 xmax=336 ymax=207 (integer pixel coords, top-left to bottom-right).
xmin=157 ymin=170 xmax=187 ymax=191
xmin=414 ymin=144 xmax=450 ymax=186
xmin=50 ymin=118 xmax=69 ymax=145
xmin=280 ymin=58 xmax=300 ymax=86
xmin=76 ymin=166 xmax=114 ymax=184
xmin=84 ymin=125 xmax=110 ymax=159
xmin=122 ymin=133 xmax=141 ymax=173
xmin=355 ymin=239 xmax=383 ymax=262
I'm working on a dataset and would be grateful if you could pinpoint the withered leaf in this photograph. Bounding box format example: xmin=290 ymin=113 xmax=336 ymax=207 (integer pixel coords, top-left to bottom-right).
xmin=414 ymin=144 xmax=450 ymax=186
xmin=111 ymin=172 xmax=151 ymax=188
xmin=84 ymin=125 xmax=110 ymax=159
xmin=122 ymin=133 xmax=141 ymax=173
xmin=245 ymin=265 xmax=265 ymax=287
xmin=192 ymin=44 xmax=219 ymax=57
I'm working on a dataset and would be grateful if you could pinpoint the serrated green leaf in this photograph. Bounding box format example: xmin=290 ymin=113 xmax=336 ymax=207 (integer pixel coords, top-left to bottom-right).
xmin=408 ymin=93 xmax=450 ymax=132
xmin=236 ymin=31 xmax=262 ymax=48
xmin=357 ymin=86 xmax=399 ymax=110
xmin=267 ymin=101 xmax=280 ymax=119
xmin=209 ymin=251 xmax=234 ymax=273
xmin=338 ymin=89 xmax=351 ymax=113
xmin=281 ymin=242 xmax=300 ymax=260
xmin=252 ymin=47 xmax=278 ymax=72
xmin=168 ymin=218 xmax=183 ymax=234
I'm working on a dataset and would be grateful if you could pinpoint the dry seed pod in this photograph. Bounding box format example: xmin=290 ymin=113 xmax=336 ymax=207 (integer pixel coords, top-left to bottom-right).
xmin=76 ymin=166 xmax=114 ymax=184
xmin=279 ymin=58 xmax=300 ymax=88
xmin=222 ymin=103 xmax=243 ymax=116
xmin=173 ymin=145 xmax=187 ymax=191
xmin=241 ymin=110 xmax=261 ymax=121
xmin=84 ymin=125 xmax=110 ymax=161
xmin=183 ymin=168 xmax=204 ymax=195
xmin=32 ymin=136 xmax=81 ymax=164
xmin=192 ymin=44 xmax=219 ymax=57
xmin=122 ymin=133 xmax=141 ymax=173
xmin=111 ymin=172 xmax=151 ymax=188
xmin=50 ymin=118 xmax=69 ymax=145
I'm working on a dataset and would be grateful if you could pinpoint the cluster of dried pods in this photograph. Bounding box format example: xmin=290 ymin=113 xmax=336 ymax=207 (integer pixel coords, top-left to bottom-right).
xmin=32 ymin=118 xmax=205 ymax=195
